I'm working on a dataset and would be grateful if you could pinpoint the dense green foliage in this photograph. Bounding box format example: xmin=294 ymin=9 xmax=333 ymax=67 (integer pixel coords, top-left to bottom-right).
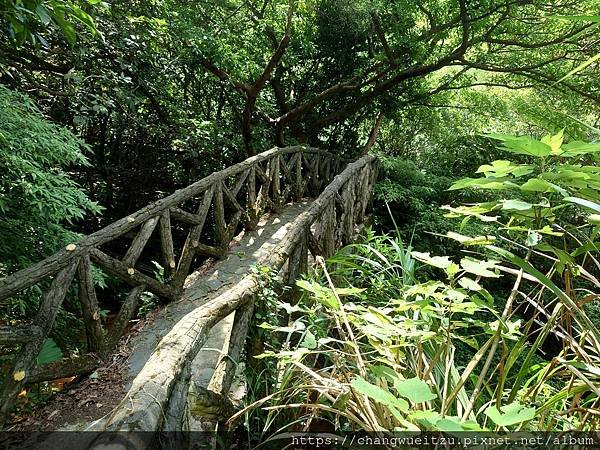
xmin=2 ymin=0 xmax=598 ymax=224
xmin=0 ymin=85 xmax=101 ymax=275
xmin=0 ymin=0 xmax=599 ymax=434
xmin=242 ymin=135 xmax=600 ymax=436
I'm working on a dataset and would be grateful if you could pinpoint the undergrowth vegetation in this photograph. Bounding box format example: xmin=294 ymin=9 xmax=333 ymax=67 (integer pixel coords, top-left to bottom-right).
xmin=240 ymin=132 xmax=600 ymax=440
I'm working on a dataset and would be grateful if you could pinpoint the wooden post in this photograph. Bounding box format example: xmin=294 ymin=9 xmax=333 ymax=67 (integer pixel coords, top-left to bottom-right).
xmin=231 ymin=169 xmax=250 ymax=197
xmin=272 ymin=155 xmax=281 ymax=207
xmin=105 ymin=285 xmax=146 ymax=352
xmin=77 ymin=254 xmax=105 ymax=354
xmin=213 ymin=181 xmax=227 ymax=252
xmin=208 ymin=301 xmax=254 ymax=397
xmin=0 ymin=261 xmax=78 ymax=424
xmin=294 ymin=152 xmax=303 ymax=200
xmin=246 ymin=166 xmax=257 ymax=230
xmin=122 ymin=217 xmax=159 ymax=269
xmin=90 ymin=248 xmax=177 ymax=300
xmin=322 ymin=202 xmax=336 ymax=258
xmin=159 ymin=211 xmax=176 ymax=280
xmin=174 ymin=186 xmax=214 ymax=288
xmin=341 ymin=181 xmax=354 ymax=245
xmin=255 ymin=159 xmax=273 ymax=215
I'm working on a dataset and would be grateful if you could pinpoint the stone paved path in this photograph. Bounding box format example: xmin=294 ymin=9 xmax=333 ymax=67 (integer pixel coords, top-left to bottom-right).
xmin=126 ymin=201 xmax=311 ymax=394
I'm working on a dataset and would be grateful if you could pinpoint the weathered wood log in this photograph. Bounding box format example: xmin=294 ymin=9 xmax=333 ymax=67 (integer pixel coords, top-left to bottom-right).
xmin=231 ymin=168 xmax=249 ymax=197
xmin=277 ymin=155 xmax=295 ymax=204
xmin=312 ymin=154 xmax=321 ymax=192
xmin=300 ymin=238 xmax=309 ymax=275
xmin=0 ymin=146 xmax=330 ymax=301
xmin=169 ymin=207 xmax=204 ymax=225
xmin=188 ymin=384 xmax=239 ymax=421
xmin=253 ymin=163 xmax=268 ymax=184
xmin=279 ymin=152 xmax=292 ymax=182
xmin=253 ymin=159 xmax=273 ymax=221
xmin=284 ymin=238 xmax=306 ymax=285
xmin=213 ymin=182 xmax=228 ymax=250
xmin=77 ymin=254 xmax=105 ymax=354
xmin=272 ymin=155 xmax=281 ymax=206
xmin=92 ymin=278 xmax=257 ymax=432
xmin=222 ymin=182 xmax=245 ymax=214
xmin=307 ymin=228 xmax=323 ymax=258
xmin=194 ymin=243 xmax=224 ymax=258
xmin=280 ymin=183 xmax=293 ymax=206
xmin=322 ymin=155 xmax=332 ymax=184
xmin=0 ymin=261 xmax=78 ymax=423
xmin=174 ymin=186 xmax=215 ymax=288
xmin=341 ymin=181 xmax=355 ymax=245
xmin=245 ymin=166 xmax=257 ymax=230
xmin=0 ymin=325 xmax=42 ymax=345
xmin=207 ymin=301 xmax=254 ymax=397
xmin=159 ymin=211 xmax=176 ymax=279
xmin=25 ymin=354 xmax=101 ymax=384
xmin=162 ymin=362 xmax=192 ymax=450
xmin=105 ymin=285 xmax=146 ymax=352
xmin=322 ymin=203 xmax=337 ymax=258
xmin=224 ymin=210 xmax=244 ymax=248
xmin=90 ymin=248 xmax=177 ymax=300
xmin=357 ymin=165 xmax=371 ymax=223
xmin=294 ymin=152 xmax=303 ymax=200
xmin=122 ymin=217 xmax=159 ymax=268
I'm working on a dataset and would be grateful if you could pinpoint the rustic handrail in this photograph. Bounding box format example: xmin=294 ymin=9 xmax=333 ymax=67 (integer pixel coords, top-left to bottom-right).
xmin=88 ymin=153 xmax=378 ymax=435
xmin=0 ymin=146 xmax=338 ymax=300
xmin=0 ymin=145 xmax=351 ymax=423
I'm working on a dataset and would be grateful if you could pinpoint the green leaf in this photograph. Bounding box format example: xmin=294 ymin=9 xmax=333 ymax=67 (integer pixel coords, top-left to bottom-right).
xmin=36 ymin=338 xmax=63 ymax=365
xmin=435 ymin=418 xmax=465 ymax=432
xmin=564 ymin=197 xmax=600 ymax=213
xmin=449 ymin=177 xmax=517 ymax=191
xmin=52 ymin=11 xmax=76 ymax=45
xmin=555 ymin=53 xmax=600 ymax=85
xmin=558 ymin=141 xmax=600 ymax=156
xmin=35 ymin=4 xmax=52 ymax=25
xmin=460 ymin=257 xmax=500 ymax=278
xmin=484 ymin=402 xmax=535 ymax=427
xmin=458 ymin=277 xmax=482 ymax=291
xmin=411 ymin=252 xmax=453 ymax=269
xmin=519 ymin=178 xmax=556 ymax=193
xmin=541 ymin=129 xmax=564 ymax=154
xmin=485 ymin=134 xmax=552 ymax=157
xmin=395 ymin=377 xmax=437 ymax=403
xmin=67 ymin=4 xmax=97 ymax=34
xmin=301 ymin=330 xmax=317 ymax=349
xmin=296 ymin=280 xmax=340 ymax=310
xmin=476 ymin=160 xmax=533 ymax=178
xmin=500 ymin=199 xmax=533 ymax=211
xmin=351 ymin=377 xmax=409 ymax=413
xmin=446 ymin=232 xmax=495 ymax=246
xmin=525 ymin=230 xmax=542 ymax=247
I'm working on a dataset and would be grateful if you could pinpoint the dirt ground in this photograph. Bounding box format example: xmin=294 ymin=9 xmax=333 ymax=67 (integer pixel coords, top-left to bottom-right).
xmin=7 ymin=309 xmax=162 ymax=432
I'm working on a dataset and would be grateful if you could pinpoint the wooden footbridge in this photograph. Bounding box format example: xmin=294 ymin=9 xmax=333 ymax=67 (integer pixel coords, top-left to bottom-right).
xmin=0 ymin=146 xmax=377 ymax=435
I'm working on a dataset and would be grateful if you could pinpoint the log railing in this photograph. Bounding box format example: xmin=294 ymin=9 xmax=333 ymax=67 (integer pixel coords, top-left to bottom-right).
xmin=87 ymin=153 xmax=378 ymax=437
xmin=0 ymin=146 xmax=350 ymax=422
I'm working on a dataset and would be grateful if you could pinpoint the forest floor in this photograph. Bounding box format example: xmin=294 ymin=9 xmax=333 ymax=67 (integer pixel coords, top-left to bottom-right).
xmin=7 ymin=310 xmax=160 ymax=431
